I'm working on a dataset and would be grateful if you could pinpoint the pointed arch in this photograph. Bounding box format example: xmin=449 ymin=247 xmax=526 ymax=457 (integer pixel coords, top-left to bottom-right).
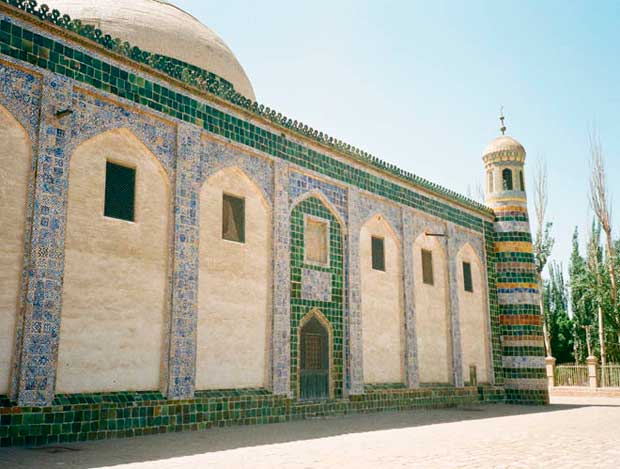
xmin=0 ymin=104 xmax=31 ymax=394
xmin=413 ymin=229 xmax=452 ymax=384
xmin=197 ymin=165 xmax=272 ymax=390
xmin=456 ymin=242 xmax=490 ymax=384
xmin=297 ymin=308 xmax=334 ymax=400
xmin=57 ymin=127 xmax=171 ymax=393
xmin=201 ymin=165 xmax=271 ymax=213
xmin=361 ymin=212 xmax=401 ymax=247
xmin=291 ymin=189 xmax=346 ymax=230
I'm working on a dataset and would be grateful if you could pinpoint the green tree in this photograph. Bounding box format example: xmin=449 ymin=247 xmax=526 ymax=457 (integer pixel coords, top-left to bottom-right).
xmin=568 ymin=227 xmax=590 ymax=363
xmin=544 ymin=262 xmax=573 ymax=363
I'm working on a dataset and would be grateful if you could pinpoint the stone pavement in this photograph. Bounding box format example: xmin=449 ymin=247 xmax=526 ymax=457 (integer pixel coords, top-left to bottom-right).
xmin=1 ymin=396 xmax=619 ymax=468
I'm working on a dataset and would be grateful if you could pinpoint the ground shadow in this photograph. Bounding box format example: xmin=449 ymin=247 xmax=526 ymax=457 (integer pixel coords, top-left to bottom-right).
xmin=0 ymin=401 xmax=608 ymax=468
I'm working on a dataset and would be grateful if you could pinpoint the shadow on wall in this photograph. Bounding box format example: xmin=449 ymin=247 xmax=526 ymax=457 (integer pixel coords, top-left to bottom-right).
xmin=0 ymin=403 xmax=588 ymax=468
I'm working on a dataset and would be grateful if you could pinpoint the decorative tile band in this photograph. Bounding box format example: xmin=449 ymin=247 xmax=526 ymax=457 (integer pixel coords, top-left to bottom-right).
xmin=499 ymin=315 xmax=543 ymax=326
xmin=501 ymin=337 xmax=545 ymax=348
xmin=502 ymin=356 xmax=546 ymax=369
xmin=493 ymin=221 xmax=531 ymax=233
xmin=498 ymin=292 xmax=539 ymax=305
xmin=495 ymin=242 xmax=534 ymax=253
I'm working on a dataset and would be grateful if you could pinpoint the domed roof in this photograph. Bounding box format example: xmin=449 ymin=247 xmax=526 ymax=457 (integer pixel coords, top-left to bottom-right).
xmin=46 ymin=0 xmax=256 ymax=100
xmin=483 ymin=135 xmax=525 ymax=157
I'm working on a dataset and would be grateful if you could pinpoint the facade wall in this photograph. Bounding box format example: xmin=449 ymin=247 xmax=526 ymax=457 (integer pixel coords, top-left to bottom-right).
xmin=56 ymin=128 xmax=170 ymax=393
xmin=0 ymin=1 xmax=549 ymax=418
xmin=197 ymin=167 xmax=272 ymax=389
xmin=413 ymin=232 xmax=451 ymax=384
xmin=360 ymin=215 xmax=404 ymax=384
xmin=457 ymin=243 xmax=490 ymax=383
xmin=0 ymin=105 xmax=30 ymax=394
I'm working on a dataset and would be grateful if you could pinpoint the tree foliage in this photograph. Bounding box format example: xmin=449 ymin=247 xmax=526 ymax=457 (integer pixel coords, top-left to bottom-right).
xmin=568 ymin=223 xmax=620 ymax=363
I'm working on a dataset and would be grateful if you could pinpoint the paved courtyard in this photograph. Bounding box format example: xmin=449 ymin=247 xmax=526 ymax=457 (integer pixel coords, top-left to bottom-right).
xmin=1 ymin=396 xmax=619 ymax=468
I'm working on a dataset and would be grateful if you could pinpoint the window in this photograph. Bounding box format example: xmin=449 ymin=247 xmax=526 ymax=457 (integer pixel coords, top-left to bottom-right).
xmin=519 ymin=170 xmax=525 ymax=191
xmin=371 ymin=236 xmax=385 ymax=271
xmin=421 ymin=249 xmax=434 ymax=285
xmin=463 ymin=261 xmax=473 ymax=292
xmin=305 ymin=217 xmax=328 ymax=264
xmin=222 ymin=194 xmax=245 ymax=243
xmin=487 ymin=170 xmax=493 ymax=193
xmin=502 ymin=168 xmax=513 ymax=191
xmin=104 ymin=161 xmax=135 ymax=221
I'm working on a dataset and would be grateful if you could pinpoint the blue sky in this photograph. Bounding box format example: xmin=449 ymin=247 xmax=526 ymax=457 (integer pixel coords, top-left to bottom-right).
xmin=176 ymin=0 xmax=620 ymax=274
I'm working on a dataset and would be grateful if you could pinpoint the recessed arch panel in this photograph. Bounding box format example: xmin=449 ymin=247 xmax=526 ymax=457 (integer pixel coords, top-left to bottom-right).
xmin=457 ymin=243 xmax=490 ymax=384
xmin=197 ymin=165 xmax=272 ymax=389
xmin=57 ymin=128 xmax=170 ymax=393
xmin=0 ymin=104 xmax=31 ymax=394
xmin=413 ymin=231 xmax=451 ymax=384
xmin=360 ymin=214 xmax=404 ymax=384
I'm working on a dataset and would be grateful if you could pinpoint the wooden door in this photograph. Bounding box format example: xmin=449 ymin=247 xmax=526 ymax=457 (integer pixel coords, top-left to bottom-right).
xmin=300 ymin=317 xmax=329 ymax=400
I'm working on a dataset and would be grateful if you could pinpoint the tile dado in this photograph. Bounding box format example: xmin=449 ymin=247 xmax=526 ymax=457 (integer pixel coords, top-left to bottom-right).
xmin=0 ymin=386 xmax=505 ymax=448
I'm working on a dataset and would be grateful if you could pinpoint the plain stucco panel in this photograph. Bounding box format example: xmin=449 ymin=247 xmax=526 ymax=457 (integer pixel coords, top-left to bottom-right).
xmin=197 ymin=167 xmax=271 ymax=389
xmin=360 ymin=216 xmax=404 ymax=384
xmin=56 ymin=128 xmax=169 ymax=393
xmin=414 ymin=234 xmax=451 ymax=384
xmin=457 ymin=244 xmax=490 ymax=383
xmin=0 ymin=106 xmax=30 ymax=393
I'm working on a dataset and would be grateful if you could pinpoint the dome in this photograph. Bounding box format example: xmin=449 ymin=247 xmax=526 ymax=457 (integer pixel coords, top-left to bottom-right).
xmin=483 ymin=135 xmax=525 ymax=157
xmin=46 ymin=0 xmax=256 ymax=100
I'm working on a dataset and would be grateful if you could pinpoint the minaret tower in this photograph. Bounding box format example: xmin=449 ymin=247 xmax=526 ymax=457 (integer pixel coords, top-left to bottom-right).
xmin=483 ymin=111 xmax=548 ymax=404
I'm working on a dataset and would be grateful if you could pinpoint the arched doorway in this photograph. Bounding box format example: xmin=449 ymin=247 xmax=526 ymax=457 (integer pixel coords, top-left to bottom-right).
xmin=300 ymin=315 xmax=330 ymax=400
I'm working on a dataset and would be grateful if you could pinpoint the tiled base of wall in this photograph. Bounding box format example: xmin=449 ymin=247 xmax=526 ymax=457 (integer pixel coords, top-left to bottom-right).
xmin=0 ymin=386 xmax=508 ymax=447
xmin=504 ymin=388 xmax=549 ymax=406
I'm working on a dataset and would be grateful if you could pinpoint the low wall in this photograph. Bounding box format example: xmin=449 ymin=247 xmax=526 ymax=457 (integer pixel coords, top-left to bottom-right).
xmin=549 ymin=386 xmax=620 ymax=398
xmin=0 ymin=385 xmax=505 ymax=447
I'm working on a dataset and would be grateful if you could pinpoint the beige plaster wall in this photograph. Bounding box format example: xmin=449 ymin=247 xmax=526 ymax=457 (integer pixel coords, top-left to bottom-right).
xmin=360 ymin=215 xmax=404 ymax=384
xmin=457 ymin=244 xmax=490 ymax=383
xmin=197 ymin=167 xmax=271 ymax=389
xmin=413 ymin=233 xmax=451 ymax=384
xmin=56 ymin=128 xmax=170 ymax=393
xmin=0 ymin=106 xmax=30 ymax=394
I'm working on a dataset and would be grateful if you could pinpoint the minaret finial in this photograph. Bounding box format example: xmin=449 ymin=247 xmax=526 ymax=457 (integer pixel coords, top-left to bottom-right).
xmin=499 ymin=106 xmax=506 ymax=135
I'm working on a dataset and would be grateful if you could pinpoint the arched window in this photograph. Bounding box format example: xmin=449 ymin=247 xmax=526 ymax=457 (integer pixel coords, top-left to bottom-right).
xmin=487 ymin=170 xmax=493 ymax=193
xmin=502 ymin=168 xmax=513 ymax=191
xmin=519 ymin=170 xmax=525 ymax=191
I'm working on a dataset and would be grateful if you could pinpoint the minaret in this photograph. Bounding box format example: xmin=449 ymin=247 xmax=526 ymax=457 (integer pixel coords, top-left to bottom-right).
xmin=483 ymin=112 xmax=548 ymax=404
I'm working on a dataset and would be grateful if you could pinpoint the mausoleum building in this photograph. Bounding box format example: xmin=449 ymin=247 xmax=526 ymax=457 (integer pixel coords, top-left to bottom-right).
xmin=0 ymin=0 xmax=547 ymax=447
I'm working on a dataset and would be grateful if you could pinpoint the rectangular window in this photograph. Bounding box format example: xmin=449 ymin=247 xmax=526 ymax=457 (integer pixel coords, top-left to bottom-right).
xmin=222 ymin=194 xmax=245 ymax=243
xmin=421 ymin=249 xmax=434 ymax=285
xmin=104 ymin=161 xmax=135 ymax=222
xmin=371 ymin=236 xmax=385 ymax=271
xmin=463 ymin=261 xmax=473 ymax=292
xmin=305 ymin=217 xmax=328 ymax=265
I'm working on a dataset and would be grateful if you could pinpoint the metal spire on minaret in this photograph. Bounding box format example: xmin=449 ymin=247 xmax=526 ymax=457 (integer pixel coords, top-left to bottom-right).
xmin=499 ymin=106 xmax=506 ymax=135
